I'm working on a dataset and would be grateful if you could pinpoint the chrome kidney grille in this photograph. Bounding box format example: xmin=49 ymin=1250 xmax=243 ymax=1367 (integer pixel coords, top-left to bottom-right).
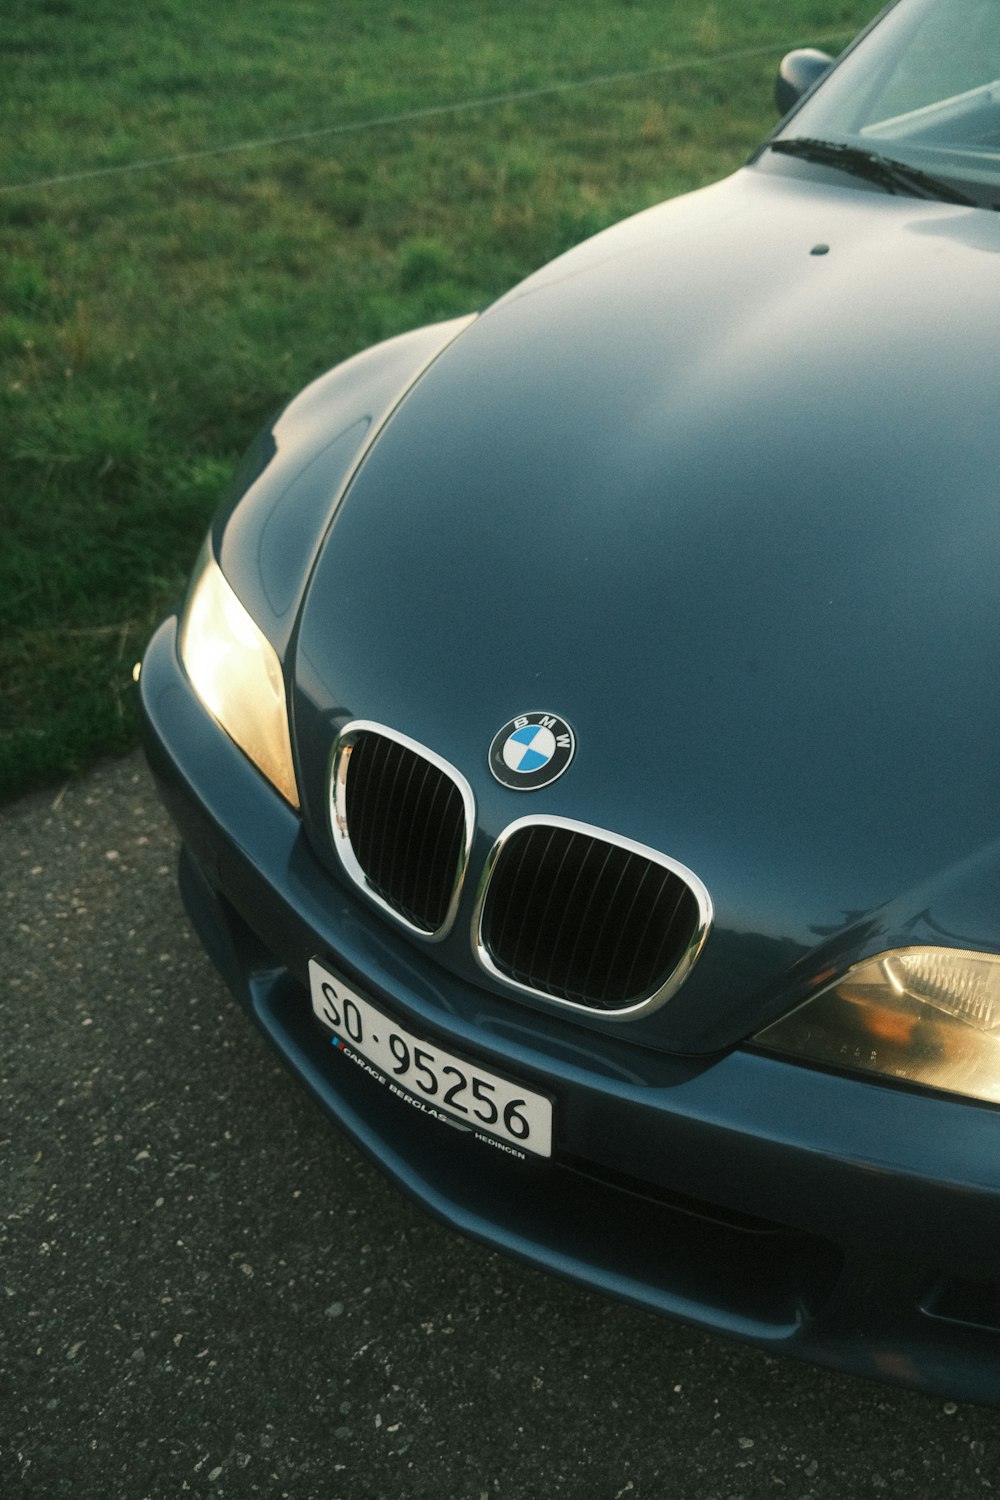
xmin=475 ymin=817 xmax=712 ymax=1017
xmin=329 ymin=723 xmax=475 ymax=939
xmin=330 ymin=727 xmax=711 ymax=1015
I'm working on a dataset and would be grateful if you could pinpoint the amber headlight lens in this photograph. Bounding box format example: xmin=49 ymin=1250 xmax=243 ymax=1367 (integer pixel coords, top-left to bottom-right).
xmin=178 ymin=542 xmax=300 ymax=808
xmin=754 ymin=947 xmax=1000 ymax=1104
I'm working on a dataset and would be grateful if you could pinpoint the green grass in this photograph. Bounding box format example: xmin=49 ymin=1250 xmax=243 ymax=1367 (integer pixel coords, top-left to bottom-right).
xmin=0 ymin=0 xmax=872 ymax=801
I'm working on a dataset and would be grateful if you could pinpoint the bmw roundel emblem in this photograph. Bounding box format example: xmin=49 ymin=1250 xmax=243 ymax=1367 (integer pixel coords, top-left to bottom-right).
xmin=488 ymin=712 xmax=576 ymax=791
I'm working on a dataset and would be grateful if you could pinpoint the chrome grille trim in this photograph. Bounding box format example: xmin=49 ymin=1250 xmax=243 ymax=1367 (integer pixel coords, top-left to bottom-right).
xmin=472 ymin=815 xmax=713 ymax=1020
xmin=328 ymin=721 xmax=475 ymax=941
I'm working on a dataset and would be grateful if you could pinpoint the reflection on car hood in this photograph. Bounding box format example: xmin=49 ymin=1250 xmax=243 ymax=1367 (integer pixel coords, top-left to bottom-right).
xmin=292 ymin=167 xmax=1000 ymax=1053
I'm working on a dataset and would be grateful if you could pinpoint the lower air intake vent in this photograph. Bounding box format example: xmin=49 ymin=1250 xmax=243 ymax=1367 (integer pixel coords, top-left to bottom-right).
xmin=477 ymin=817 xmax=711 ymax=1014
xmin=330 ymin=723 xmax=473 ymax=938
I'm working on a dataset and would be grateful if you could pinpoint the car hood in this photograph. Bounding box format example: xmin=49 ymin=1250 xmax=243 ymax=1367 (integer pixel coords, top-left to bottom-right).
xmin=291 ymin=166 xmax=1000 ymax=1053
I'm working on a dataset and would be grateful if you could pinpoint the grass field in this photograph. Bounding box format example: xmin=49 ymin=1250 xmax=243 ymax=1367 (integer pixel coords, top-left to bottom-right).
xmin=1 ymin=0 xmax=872 ymax=801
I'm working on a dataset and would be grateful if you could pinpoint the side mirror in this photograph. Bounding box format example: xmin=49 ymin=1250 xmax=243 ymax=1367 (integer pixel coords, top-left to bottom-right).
xmin=774 ymin=48 xmax=834 ymax=116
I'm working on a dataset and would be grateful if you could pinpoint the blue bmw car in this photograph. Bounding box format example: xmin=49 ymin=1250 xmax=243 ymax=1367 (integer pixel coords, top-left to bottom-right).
xmin=140 ymin=0 xmax=1000 ymax=1401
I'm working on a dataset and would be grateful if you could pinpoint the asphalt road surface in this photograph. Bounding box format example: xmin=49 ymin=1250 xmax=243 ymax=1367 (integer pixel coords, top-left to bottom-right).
xmin=3 ymin=754 xmax=999 ymax=1499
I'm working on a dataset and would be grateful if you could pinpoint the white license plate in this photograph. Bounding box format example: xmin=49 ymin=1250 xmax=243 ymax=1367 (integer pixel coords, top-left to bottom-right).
xmin=308 ymin=959 xmax=553 ymax=1159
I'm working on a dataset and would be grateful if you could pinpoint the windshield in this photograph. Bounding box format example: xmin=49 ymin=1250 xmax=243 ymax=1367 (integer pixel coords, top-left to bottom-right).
xmin=773 ymin=0 xmax=1000 ymax=202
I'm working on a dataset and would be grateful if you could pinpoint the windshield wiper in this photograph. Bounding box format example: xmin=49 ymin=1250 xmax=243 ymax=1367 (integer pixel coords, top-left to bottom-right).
xmin=769 ymin=137 xmax=979 ymax=207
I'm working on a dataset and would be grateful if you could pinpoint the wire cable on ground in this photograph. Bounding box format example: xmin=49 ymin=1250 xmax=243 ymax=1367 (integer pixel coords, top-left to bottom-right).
xmin=0 ymin=34 xmax=850 ymax=195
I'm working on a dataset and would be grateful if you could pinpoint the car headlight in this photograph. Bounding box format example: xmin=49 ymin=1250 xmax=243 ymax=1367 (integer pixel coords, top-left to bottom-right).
xmin=178 ymin=540 xmax=300 ymax=808
xmin=754 ymin=947 xmax=1000 ymax=1105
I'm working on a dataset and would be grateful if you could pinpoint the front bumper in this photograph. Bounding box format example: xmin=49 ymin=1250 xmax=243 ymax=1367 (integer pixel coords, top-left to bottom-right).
xmin=141 ymin=614 xmax=1000 ymax=1403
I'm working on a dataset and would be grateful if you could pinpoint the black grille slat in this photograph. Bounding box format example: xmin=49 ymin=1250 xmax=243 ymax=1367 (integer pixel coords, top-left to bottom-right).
xmin=348 ymin=733 xmax=380 ymax=874
xmin=600 ymin=856 xmax=659 ymax=1002
xmin=343 ymin=731 xmax=467 ymax=933
xmin=615 ymin=860 xmax=664 ymax=1003
xmin=387 ymin=747 xmax=423 ymax=910
xmin=563 ymin=839 xmax=618 ymax=998
xmin=504 ymin=829 xmax=568 ymax=986
xmin=422 ymin=777 xmax=465 ymax=912
xmin=374 ymin=740 xmax=411 ymax=896
xmin=529 ymin=831 xmax=586 ymax=988
xmin=646 ymin=881 xmax=695 ymax=987
xmin=399 ymin=757 xmax=435 ymax=910
xmin=482 ymin=824 xmax=702 ymax=1010
xmin=541 ymin=836 xmax=607 ymax=999
xmin=497 ymin=825 xmax=551 ymax=970
xmin=581 ymin=852 xmax=644 ymax=1002
xmin=410 ymin=763 xmax=450 ymax=909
